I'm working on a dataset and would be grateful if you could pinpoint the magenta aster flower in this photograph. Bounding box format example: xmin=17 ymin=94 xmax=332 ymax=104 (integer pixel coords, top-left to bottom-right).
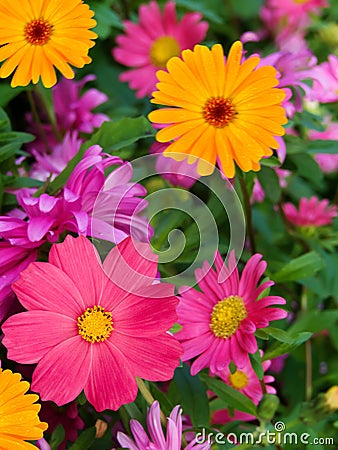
xmin=176 ymin=251 xmax=287 ymax=375
xmin=310 ymin=120 xmax=338 ymax=173
xmin=212 ymin=352 xmax=276 ymax=424
xmin=2 ymin=235 xmax=182 ymax=412
xmin=311 ymin=55 xmax=338 ymax=104
xmin=112 ymin=1 xmax=208 ymax=98
xmin=117 ymin=401 xmax=210 ymax=450
xmin=283 ymin=196 xmax=337 ymax=227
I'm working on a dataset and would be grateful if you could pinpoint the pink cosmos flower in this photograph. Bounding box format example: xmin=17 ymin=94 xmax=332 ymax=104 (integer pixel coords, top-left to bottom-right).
xmin=2 ymin=235 xmax=182 ymax=412
xmin=117 ymin=401 xmax=211 ymax=450
xmin=311 ymin=55 xmax=338 ymax=104
xmin=212 ymin=353 xmax=276 ymax=424
xmin=113 ymin=1 xmax=208 ymax=98
xmin=150 ymin=142 xmax=201 ymax=189
xmin=65 ymin=146 xmax=152 ymax=243
xmin=176 ymin=251 xmax=287 ymax=375
xmin=309 ymin=121 xmax=338 ymax=173
xmin=282 ymin=196 xmax=337 ymax=227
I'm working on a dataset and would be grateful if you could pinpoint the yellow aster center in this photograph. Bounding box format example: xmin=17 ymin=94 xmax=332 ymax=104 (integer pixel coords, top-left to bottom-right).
xmin=229 ymin=370 xmax=249 ymax=390
xmin=150 ymin=36 xmax=181 ymax=68
xmin=24 ymin=18 xmax=52 ymax=46
xmin=77 ymin=305 xmax=113 ymax=344
xmin=210 ymin=295 xmax=247 ymax=338
xmin=203 ymin=97 xmax=236 ymax=128
xmin=294 ymin=0 xmax=309 ymax=3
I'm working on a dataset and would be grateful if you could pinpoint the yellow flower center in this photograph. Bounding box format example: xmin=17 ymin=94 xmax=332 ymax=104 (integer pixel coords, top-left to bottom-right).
xmin=24 ymin=19 xmax=52 ymax=46
xmin=77 ymin=306 xmax=113 ymax=344
xmin=294 ymin=0 xmax=309 ymax=3
xmin=210 ymin=295 xmax=247 ymax=338
xmin=203 ymin=97 xmax=236 ymax=128
xmin=229 ymin=370 xmax=249 ymax=390
xmin=150 ymin=36 xmax=181 ymax=68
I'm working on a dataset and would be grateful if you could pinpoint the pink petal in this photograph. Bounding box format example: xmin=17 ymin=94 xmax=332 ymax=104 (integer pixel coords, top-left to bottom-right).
xmin=110 ymin=332 xmax=182 ymax=381
xmin=27 ymin=216 xmax=55 ymax=242
xmin=102 ymin=237 xmax=158 ymax=295
xmin=2 ymin=311 xmax=76 ymax=364
xmin=12 ymin=262 xmax=85 ymax=316
xmin=84 ymin=340 xmax=137 ymax=411
xmin=32 ymin=336 xmax=91 ymax=405
xmin=49 ymin=235 xmax=105 ymax=309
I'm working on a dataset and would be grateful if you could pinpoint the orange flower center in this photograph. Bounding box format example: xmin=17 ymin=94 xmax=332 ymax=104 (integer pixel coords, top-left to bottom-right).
xmin=294 ymin=0 xmax=309 ymax=3
xmin=229 ymin=370 xmax=249 ymax=390
xmin=210 ymin=295 xmax=247 ymax=338
xmin=203 ymin=97 xmax=236 ymax=128
xmin=150 ymin=36 xmax=181 ymax=69
xmin=77 ymin=305 xmax=113 ymax=344
xmin=24 ymin=19 xmax=52 ymax=46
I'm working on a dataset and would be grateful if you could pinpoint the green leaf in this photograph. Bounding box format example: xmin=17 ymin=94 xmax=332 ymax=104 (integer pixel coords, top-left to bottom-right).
xmin=68 ymin=427 xmax=96 ymax=450
xmin=272 ymin=251 xmax=325 ymax=283
xmin=263 ymin=327 xmax=297 ymax=344
xmin=257 ymin=166 xmax=281 ymax=203
xmin=294 ymin=110 xmax=325 ymax=131
xmin=148 ymin=382 xmax=175 ymax=417
xmin=289 ymin=153 xmax=323 ymax=189
xmin=306 ymin=139 xmax=338 ymax=154
xmin=50 ymin=424 xmax=66 ymax=450
xmin=168 ymin=364 xmax=210 ymax=426
xmin=90 ymin=0 xmax=123 ymax=38
xmin=249 ymin=350 xmax=264 ymax=380
xmin=199 ymin=372 xmax=257 ymax=416
xmin=263 ymin=331 xmax=312 ymax=360
xmin=0 ymin=174 xmax=3 ymax=210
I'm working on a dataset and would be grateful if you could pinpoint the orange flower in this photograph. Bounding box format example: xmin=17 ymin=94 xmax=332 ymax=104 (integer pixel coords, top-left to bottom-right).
xmin=148 ymin=41 xmax=287 ymax=178
xmin=0 ymin=0 xmax=97 ymax=88
xmin=0 ymin=368 xmax=48 ymax=449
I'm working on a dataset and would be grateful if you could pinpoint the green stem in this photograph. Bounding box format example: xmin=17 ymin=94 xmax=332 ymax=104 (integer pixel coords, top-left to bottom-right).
xmin=239 ymin=173 xmax=257 ymax=255
xmin=301 ymin=287 xmax=312 ymax=401
xmin=26 ymin=89 xmax=51 ymax=152
xmin=136 ymin=378 xmax=167 ymax=427
xmin=34 ymin=84 xmax=62 ymax=142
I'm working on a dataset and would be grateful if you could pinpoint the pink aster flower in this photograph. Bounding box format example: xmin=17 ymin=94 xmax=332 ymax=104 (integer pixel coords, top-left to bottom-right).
xmin=309 ymin=120 xmax=338 ymax=173
xmin=176 ymin=251 xmax=287 ymax=375
xmin=212 ymin=353 xmax=276 ymax=424
xmin=150 ymin=142 xmax=201 ymax=189
xmin=113 ymin=1 xmax=208 ymax=98
xmin=282 ymin=196 xmax=337 ymax=227
xmin=26 ymin=75 xmax=109 ymax=154
xmin=260 ymin=0 xmax=328 ymax=43
xmin=65 ymin=146 xmax=152 ymax=243
xmin=311 ymin=55 xmax=338 ymax=104
xmin=2 ymin=235 xmax=182 ymax=412
xmin=117 ymin=401 xmax=211 ymax=450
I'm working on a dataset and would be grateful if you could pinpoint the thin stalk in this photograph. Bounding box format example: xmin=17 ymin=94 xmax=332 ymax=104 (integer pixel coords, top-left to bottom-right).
xmin=26 ymin=89 xmax=51 ymax=152
xmin=34 ymin=85 xmax=62 ymax=142
xmin=239 ymin=174 xmax=257 ymax=255
xmin=301 ymin=287 xmax=312 ymax=401
xmin=136 ymin=377 xmax=167 ymax=426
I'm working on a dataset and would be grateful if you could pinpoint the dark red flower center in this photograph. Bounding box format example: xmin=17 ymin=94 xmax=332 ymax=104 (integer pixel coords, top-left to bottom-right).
xmin=24 ymin=19 xmax=52 ymax=46
xmin=203 ymin=97 xmax=236 ymax=128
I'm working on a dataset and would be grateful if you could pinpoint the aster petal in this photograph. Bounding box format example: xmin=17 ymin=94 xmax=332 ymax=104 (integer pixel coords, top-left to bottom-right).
xmin=84 ymin=340 xmax=137 ymax=411
xmin=32 ymin=336 xmax=91 ymax=406
xmin=238 ymin=254 xmax=266 ymax=299
xmin=236 ymin=329 xmax=257 ymax=354
xmin=117 ymin=433 xmax=139 ymax=450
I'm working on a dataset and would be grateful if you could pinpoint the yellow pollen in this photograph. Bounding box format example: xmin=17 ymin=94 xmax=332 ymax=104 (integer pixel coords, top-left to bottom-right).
xmin=229 ymin=370 xmax=249 ymax=390
xmin=294 ymin=0 xmax=309 ymax=3
xmin=150 ymin=36 xmax=181 ymax=68
xmin=203 ymin=97 xmax=236 ymax=128
xmin=77 ymin=305 xmax=113 ymax=344
xmin=24 ymin=19 xmax=52 ymax=46
xmin=210 ymin=295 xmax=247 ymax=338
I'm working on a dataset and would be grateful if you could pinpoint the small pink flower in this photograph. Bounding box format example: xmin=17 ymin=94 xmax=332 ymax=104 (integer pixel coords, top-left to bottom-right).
xmin=150 ymin=142 xmax=201 ymax=189
xmin=176 ymin=251 xmax=287 ymax=375
xmin=283 ymin=196 xmax=337 ymax=227
xmin=309 ymin=120 xmax=338 ymax=173
xmin=117 ymin=401 xmax=211 ymax=450
xmin=311 ymin=55 xmax=338 ymax=104
xmin=2 ymin=235 xmax=182 ymax=412
xmin=113 ymin=1 xmax=208 ymax=98
xmin=212 ymin=353 xmax=276 ymax=424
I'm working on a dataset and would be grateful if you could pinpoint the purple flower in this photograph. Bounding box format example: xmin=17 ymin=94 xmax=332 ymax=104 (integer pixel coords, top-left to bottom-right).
xmin=117 ymin=401 xmax=211 ymax=450
xmin=310 ymin=120 xmax=338 ymax=173
xmin=311 ymin=55 xmax=338 ymax=104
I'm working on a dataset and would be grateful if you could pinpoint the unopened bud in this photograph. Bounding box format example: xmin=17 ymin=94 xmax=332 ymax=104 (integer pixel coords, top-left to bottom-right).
xmin=257 ymin=394 xmax=280 ymax=421
xmin=95 ymin=419 xmax=108 ymax=438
